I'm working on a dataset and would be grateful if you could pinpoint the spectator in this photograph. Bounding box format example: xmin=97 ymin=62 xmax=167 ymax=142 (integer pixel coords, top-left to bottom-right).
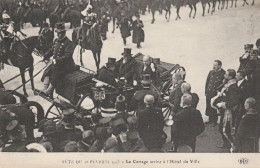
xmin=77 ymin=130 xmax=95 ymax=152
xmin=171 ymin=94 xmax=205 ymax=152
xmin=181 ymin=82 xmax=199 ymax=109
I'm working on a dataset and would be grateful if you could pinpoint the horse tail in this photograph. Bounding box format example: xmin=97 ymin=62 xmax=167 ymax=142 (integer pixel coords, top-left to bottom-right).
xmin=21 ymin=101 xmax=44 ymax=127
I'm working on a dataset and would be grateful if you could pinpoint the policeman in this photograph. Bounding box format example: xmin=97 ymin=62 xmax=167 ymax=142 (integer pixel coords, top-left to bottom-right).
xmin=0 ymin=11 xmax=15 ymax=58
xmin=40 ymin=22 xmax=75 ymax=96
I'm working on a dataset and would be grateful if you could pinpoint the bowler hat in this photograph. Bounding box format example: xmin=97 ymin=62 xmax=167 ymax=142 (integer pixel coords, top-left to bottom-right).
xmin=244 ymin=44 xmax=254 ymax=49
xmin=6 ymin=120 xmax=19 ymax=131
xmin=121 ymin=48 xmax=133 ymax=56
xmin=55 ymin=22 xmax=67 ymax=33
xmin=44 ymin=125 xmax=57 ymax=136
xmin=63 ymin=108 xmax=75 ymax=116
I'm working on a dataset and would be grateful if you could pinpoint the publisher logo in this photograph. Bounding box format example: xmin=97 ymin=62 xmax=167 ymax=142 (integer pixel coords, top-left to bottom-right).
xmin=238 ymin=158 xmax=248 ymax=165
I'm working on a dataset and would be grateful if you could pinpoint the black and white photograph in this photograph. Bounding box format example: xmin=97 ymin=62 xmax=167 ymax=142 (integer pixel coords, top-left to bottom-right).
xmin=0 ymin=0 xmax=259 ymax=167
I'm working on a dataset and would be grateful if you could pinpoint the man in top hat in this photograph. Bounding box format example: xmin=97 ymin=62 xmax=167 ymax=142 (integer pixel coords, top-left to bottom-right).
xmin=98 ymin=57 xmax=118 ymax=87
xmin=131 ymin=74 xmax=160 ymax=113
xmin=0 ymin=11 xmax=15 ymax=59
xmin=137 ymin=95 xmax=165 ymax=151
xmin=115 ymin=48 xmax=138 ymax=86
xmin=40 ymin=22 xmax=75 ymax=96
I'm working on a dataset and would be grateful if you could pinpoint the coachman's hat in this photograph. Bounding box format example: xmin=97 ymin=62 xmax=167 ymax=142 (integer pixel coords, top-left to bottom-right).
xmin=121 ymin=48 xmax=133 ymax=57
xmin=141 ymin=74 xmax=151 ymax=85
xmin=55 ymin=22 xmax=67 ymax=33
xmin=115 ymin=94 xmax=126 ymax=111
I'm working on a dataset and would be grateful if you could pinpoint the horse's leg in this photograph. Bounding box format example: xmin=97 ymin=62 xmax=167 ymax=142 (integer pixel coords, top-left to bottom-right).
xmin=226 ymin=0 xmax=228 ymax=9
xmin=20 ymin=68 xmax=28 ymax=97
xmin=202 ymin=3 xmax=205 ymax=16
xmin=189 ymin=5 xmax=193 ymax=18
xmin=235 ymin=0 xmax=237 ymax=7
xmin=193 ymin=4 xmax=197 ymax=19
xmin=168 ymin=8 xmax=171 ymax=22
xmin=208 ymin=2 xmax=211 ymax=13
xmin=112 ymin=17 xmax=115 ymax=33
xmin=80 ymin=47 xmax=84 ymax=66
xmin=92 ymin=51 xmax=98 ymax=70
xmin=212 ymin=1 xmax=216 ymax=13
xmin=231 ymin=0 xmax=233 ymax=8
xmin=28 ymin=66 xmax=35 ymax=92
xmin=252 ymin=0 xmax=254 ymax=5
xmin=176 ymin=7 xmax=181 ymax=20
xmin=218 ymin=0 xmax=221 ymax=9
xmin=165 ymin=10 xmax=168 ymax=20
xmin=151 ymin=10 xmax=155 ymax=24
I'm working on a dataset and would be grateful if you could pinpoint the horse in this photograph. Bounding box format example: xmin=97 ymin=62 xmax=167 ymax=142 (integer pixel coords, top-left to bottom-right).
xmin=0 ymin=34 xmax=53 ymax=97
xmin=72 ymin=23 xmax=103 ymax=70
xmin=60 ymin=7 xmax=82 ymax=28
xmin=243 ymin=0 xmax=255 ymax=6
xmin=173 ymin=0 xmax=200 ymax=20
xmin=105 ymin=0 xmax=121 ymax=33
xmin=151 ymin=0 xmax=172 ymax=24
xmin=201 ymin=0 xmax=212 ymax=16
xmin=0 ymin=101 xmax=44 ymax=144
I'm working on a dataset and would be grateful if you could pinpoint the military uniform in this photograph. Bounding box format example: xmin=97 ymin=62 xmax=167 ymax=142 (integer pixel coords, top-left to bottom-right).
xmin=205 ymin=69 xmax=225 ymax=122
xmin=0 ymin=19 xmax=15 ymax=59
xmin=42 ymin=36 xmax=75 ymax=87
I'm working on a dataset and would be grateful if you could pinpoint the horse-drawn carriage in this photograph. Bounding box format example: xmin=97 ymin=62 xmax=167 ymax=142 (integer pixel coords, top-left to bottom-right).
xmin=34 ymin=52 xmax=186 ymax=125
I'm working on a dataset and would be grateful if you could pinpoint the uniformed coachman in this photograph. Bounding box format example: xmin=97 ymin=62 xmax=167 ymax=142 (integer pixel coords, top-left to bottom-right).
xmin=40 ymin=22 xmax=75 ymax=96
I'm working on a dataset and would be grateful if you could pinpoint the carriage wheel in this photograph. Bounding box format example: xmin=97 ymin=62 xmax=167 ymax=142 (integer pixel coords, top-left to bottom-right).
xmin=45 ymin=103 xmax=63 ymax=123
xmin=22 ymin=101 xmax=44 ymax=128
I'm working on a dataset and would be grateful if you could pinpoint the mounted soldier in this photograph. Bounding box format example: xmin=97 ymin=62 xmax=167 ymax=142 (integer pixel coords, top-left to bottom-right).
xmin=0 ymin=11 xmax=15 ymax=61
xmin=39 ymin=22 xmax=75 ymax=96
xmin=80 ymin=4 xmax=98 ymax=48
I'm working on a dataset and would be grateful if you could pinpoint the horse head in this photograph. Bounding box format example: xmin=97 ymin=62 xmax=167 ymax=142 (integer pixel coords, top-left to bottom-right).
xmin=37 ymin=30 xmax=54 ymax=55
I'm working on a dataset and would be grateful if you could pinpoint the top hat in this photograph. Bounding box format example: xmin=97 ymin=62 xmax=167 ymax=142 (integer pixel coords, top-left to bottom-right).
xmin=256 ymin=39 xmax=260 ymax=48
xmin=55 ymin=22 xmax=67 ymax=33
xmin=106 ymin=57 xmax=116 ymax=66
xmin=153 ymin=58 xmax=160 ymax=65
xmin=121 ymin=48 xmax=133 ymax=57
xmin=141 ymin=74 xmax=151 ymax=85
xmin=244 ymin=44 xmax=254 ymax=49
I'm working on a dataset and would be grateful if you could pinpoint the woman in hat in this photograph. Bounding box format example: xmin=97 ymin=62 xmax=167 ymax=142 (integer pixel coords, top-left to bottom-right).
xmin=117 ymin=10 xmax=131 ymax=45
xmin=132 ymin=14 xmax=144 ymax=48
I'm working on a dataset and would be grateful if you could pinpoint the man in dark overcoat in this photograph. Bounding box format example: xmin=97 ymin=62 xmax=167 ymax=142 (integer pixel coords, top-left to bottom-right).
xmin=205 ymin=60 xmax=225 ymax=125
xmin=233 ymin=97 xmax=258 ymax=153
xmin=115 ymin=48 xmax=138 ymax=86
xmin=41 ymin=22 xmax=75 ymax=96
xmin=98 ymin=57 xmax=118 ymax=87
xmin=137 ymin=95 xmax=165 ymax=151
xmin=132 ymin=14 xmax=144 ymax=48
xmin=171 ymin=94 xmax=205 ymax=152
xmin=238 ymin=44 xmax=253 ymax=73
xmin=181 ymin=82 xmax=199 ymax=109
xmin=117 ymin=10 xmax=131 ymax=45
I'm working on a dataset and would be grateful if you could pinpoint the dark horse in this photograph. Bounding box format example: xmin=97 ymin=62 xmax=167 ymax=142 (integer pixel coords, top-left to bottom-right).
xmin=72 ymin=23 xmax=103 ymax=70
xmin=173 ymin=0 xmax=200 ymax=20
xmin=0 ymin=35 xmax=53 ymax=97
xmin=151 ymin=0 xmax=172 ymax=24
